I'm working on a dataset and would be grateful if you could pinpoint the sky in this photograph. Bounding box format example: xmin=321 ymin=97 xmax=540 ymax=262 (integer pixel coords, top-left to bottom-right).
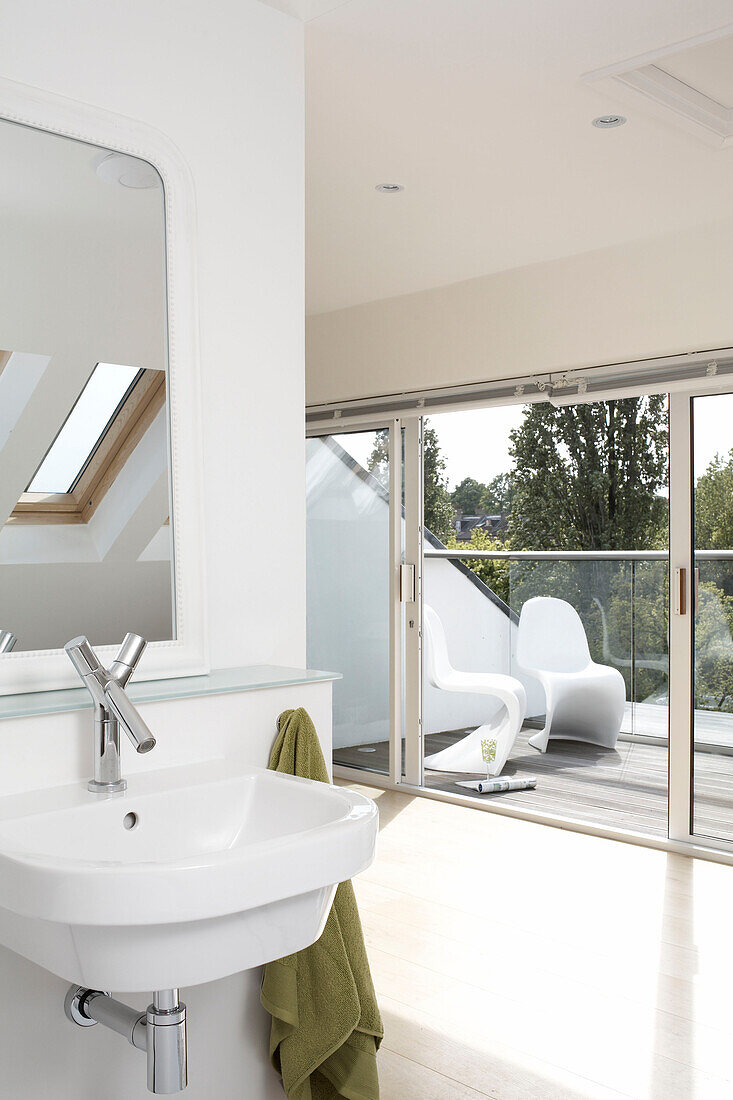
xmin=693 ymin=391 xmax=733 ymax=478
xmin=336 ymin=393 xmax=733 ymax=492
xmin=428 ymin=406 xmax=523 ymax=489
xmin=336 ymin=406 xmax=523 ymax=491
xmin=27 ymin=362 xmax=139 ymax=493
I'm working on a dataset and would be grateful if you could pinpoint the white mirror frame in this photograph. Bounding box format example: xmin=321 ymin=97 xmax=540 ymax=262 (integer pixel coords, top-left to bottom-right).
xmin=0 ymin=77 xmax=208 ymax=694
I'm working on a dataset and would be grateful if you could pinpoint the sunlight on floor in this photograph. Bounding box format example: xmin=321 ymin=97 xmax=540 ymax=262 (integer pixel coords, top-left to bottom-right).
xmin=339 ymin=782 xmax=733 ymax=1099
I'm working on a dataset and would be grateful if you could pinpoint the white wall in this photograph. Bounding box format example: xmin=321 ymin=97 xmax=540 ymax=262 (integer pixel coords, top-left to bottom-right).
xmin=0 ymin=1 xmax=306 ymax=1096
xmin=306 ymin=217 xmax=733 ymax=405
xmin=0 ymin=119 xmax=166 ymax=371
xmin=0 ymin=680 xmax=332 ymax=1100
xmin=0 ymin=562 xmax=173 ymax=650
xmin=423 ymin=557 xmax=544 ymax=733
xmin=0 ymin=71 xmax=168 ymax=648
xmin=0 ymin=0 xmax=306 ymax=671
xmin=0 ymin=395 xmax=174 ymax=648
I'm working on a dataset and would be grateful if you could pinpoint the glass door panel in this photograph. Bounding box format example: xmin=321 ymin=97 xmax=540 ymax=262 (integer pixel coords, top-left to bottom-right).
xmin=420 ymin=400 xmax=669 ymax=836
xmin=306 ymin=429 xmax=392 ymax=775
xmin=691 ymin=393 xmax=733 ymax=842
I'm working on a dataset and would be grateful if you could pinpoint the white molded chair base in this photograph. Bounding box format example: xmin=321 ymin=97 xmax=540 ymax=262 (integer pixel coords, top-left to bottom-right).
xmin=424 ymin=709 xmax=517 ymax=777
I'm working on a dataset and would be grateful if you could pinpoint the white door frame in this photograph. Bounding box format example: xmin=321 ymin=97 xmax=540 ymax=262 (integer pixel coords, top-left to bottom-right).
xmin=387 ymin=419 xmax=404 ymax=784
xmin=325 ymin=384 xmax=733 ymax=861
xmin=668 ymin=391 xmax=693 ymax=843
xmin=402 ymin=418 xmax=423 ymax=786
xmin=668 ymin=382 xmax=733 ymax=853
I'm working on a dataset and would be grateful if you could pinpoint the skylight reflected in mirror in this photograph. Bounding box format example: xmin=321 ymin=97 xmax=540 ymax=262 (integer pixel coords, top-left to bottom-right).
xmin=27 ymin=363 xmax=141 ymax=494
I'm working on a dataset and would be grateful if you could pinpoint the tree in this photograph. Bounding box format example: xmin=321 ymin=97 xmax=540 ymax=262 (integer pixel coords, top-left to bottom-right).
xmin=503 ymin=398 xmax=669 ymax=707
xmin=451 ymin=477 xmax=486 ymax=516
xmin=366 ymin=422 xmax=454 ymax=542
xmin=423 ymin=423 xmax=454 ymax=542
xmin=688 ymin=450 xmax=733 ymax=710
xmin=694 ymin=450 xmax=733 ymax=552
xmin=695 ymin=584 xmax=733 ymax=711
xmin=366 ymin=429 xmax=389 ymax=490
xmin=507 ymin=397 xmax=668 ymax=551
xmin=443 ymin=528 xmax=511 ymax=604
xmin=480 ymin=472 xmax=514 ymax=517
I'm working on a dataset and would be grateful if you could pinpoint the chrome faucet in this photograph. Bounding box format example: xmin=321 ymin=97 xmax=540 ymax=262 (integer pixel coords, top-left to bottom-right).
xmin=64 ymin=634 xmax=156 ymax=794
xmin=0 ymin=630 xmax=17 ymax=653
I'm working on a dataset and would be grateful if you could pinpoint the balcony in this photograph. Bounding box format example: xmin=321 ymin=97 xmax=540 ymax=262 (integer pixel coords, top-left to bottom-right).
xmin=334 ymin=548 xmax=733 ymax=841
xmin=423 ymin=547 xmax=733 ymax=839
xmin=306 ymin=432 xmax=733 ymax=841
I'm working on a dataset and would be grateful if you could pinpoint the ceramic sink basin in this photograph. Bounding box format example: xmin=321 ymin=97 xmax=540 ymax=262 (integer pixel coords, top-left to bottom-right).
xmin=0 ymin=760 xmax=377 ymax=991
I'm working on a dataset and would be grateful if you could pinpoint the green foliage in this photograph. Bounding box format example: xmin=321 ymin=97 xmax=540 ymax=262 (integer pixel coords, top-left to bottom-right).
xmin=695 ymin=574 xmax=733 ymax=712
xmin=689 ymin=452 xmax=733 ymax=710
xmin=423 ymin=423 xmax=455 ymax=543
xmin=443 ymin=529 xmax=511 ymax=604
xmin=438 ymin=395 xmax=673 ymax=705
xmin=366 ymin=423 xmax=454 ymax=542
xmin=694 ymin=450 xmax=733 ymax=551
xmin=366 ymin=428 xmax=389 ymax=490
xmin=416 ymin=401 xmax=733 ymax=716
xmin=449 ymin=473 xmax=514 ymax=520
xmin=507 ymin=397 xmax=668 ymax=551
xmin=451 ymin=477 xmax=486 ymax=516
xmin=480 ymin=473 xmax=514 ymax=516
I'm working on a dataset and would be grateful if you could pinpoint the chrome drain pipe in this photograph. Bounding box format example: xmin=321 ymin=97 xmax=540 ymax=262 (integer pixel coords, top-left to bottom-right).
xmin=65 ymin=985 xmax=188 ymax=1094
xmin=147 ymin=989 xmax=188 ymax=1094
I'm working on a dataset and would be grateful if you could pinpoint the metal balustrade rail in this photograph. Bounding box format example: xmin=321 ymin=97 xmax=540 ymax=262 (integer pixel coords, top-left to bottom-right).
xmin=425 ymin=548 xmax=733 ymax=560
xmin=422 ymin=546 xmax=733 ymax=752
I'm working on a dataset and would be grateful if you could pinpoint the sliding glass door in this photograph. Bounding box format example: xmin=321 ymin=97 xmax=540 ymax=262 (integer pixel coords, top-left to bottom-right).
xmin=414 ymin=386 xmax=733 ymax=852
xmin=305 ymin=425 xmax=401 ymax=777
xmin=418 ymin=400 xmax=670 ymax=836
xmin=306 ymin=378 xmax=733 ymax=856
xmin=689 ymin=393 xmax=733 ymax=844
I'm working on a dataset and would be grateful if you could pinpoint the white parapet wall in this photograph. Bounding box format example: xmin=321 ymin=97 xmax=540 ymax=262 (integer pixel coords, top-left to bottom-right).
xmin=423 ymin=555 xmax=544 ymax=734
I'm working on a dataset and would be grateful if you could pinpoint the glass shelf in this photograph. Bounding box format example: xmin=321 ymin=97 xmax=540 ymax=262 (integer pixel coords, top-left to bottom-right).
xmin=0 ymin=665 xmax=340 ymax=722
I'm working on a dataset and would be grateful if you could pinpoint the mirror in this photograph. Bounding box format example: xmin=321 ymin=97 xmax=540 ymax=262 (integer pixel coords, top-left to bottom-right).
xmin=0 ymin=118 xmax=174 ymax=653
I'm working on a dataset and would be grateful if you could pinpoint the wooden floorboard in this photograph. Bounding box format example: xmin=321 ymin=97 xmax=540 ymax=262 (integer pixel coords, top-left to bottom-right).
xmin=342 ymin=781 xmax=733 ymax=1099
xmin=335 ymin=725 xmax=733 ymax=842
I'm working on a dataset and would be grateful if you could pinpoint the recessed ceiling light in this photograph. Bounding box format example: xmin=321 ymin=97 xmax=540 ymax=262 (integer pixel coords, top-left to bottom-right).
xmin=95 ymin=153 xmax=161 ymax=189
xmin=592 ymin=114 xmax=627 ymax=129
xmin=375 ymin=183 xmax=404 ymax=193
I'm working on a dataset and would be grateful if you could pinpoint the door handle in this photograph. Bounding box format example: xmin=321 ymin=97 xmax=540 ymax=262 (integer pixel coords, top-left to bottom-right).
xmin=674 ymin=567 xmax=687 ymax=616
xmin=399 ymin=563 xmax=416 ymax=603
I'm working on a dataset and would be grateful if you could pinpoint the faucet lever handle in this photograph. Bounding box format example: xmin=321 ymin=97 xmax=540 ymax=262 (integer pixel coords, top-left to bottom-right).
xmin=110 ymin=633 xmax=147 ymax=686
xmin=65 ymin=636 xmax=104 ymax=679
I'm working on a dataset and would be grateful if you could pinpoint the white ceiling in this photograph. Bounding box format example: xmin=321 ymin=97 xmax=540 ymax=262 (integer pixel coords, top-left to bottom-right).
xmin=259 ymin=0 xmax=355 ymax=22
xmin=0 ymin=118 xmax=163 ymax=237
xmin=305 ymin=0 xmax=733 ymax=315
xmin=661 ymin=31 xmax=733 ymax=106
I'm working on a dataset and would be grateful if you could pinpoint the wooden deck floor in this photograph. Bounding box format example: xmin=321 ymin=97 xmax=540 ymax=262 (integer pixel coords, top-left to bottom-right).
xmin=335 ymin=726 xmax=733 ymax=842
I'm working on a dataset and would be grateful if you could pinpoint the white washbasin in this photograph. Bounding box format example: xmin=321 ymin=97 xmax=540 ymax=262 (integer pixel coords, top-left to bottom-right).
xmin=0 ymin=760 xmax=377 ymax=991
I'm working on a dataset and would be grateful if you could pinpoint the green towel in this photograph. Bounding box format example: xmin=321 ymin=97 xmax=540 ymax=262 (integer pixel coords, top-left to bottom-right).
xmin=261 ymin=707 xmax=383 ymax=1100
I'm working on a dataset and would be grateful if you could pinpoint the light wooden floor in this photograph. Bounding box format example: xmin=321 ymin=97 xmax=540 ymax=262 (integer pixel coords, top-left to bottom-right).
xmin=339 ymin=780 xmax=733 ymax=1099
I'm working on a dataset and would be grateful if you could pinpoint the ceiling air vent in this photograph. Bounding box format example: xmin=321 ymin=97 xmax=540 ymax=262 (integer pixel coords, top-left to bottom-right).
xmin=583 ymin=24 xmax=733 ymax=148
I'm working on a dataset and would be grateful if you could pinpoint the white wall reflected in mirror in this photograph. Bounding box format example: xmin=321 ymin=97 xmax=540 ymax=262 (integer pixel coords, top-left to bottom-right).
xmin=0 ymin=117 xmax=174 ymax=653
